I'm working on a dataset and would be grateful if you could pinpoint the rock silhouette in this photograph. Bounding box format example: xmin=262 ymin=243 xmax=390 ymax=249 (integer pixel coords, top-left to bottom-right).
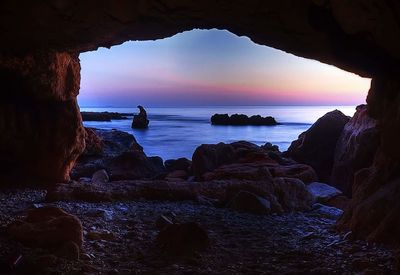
xmin=131 ymin=105 xmax=149 ymax=129
xmin=211 ymin=113 xmax=278 ymax=126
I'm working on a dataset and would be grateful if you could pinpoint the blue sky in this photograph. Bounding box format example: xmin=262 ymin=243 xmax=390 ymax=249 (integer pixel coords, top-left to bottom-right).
xmin=79 ymin=29 xmax=370 ymax=107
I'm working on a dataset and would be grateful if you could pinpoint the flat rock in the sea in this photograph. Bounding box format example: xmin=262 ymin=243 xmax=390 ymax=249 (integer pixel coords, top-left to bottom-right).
xmin=81 ymin=112 xmax=130 ymax=121
xmin=211 ymin=113 xmax=278 ymax=126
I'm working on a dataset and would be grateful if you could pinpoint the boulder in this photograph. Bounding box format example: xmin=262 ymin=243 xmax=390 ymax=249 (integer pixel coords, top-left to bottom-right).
xmin=156 ymin=222 xmax=209 ymax=256
xmin=164 ymin=158 xmax=192 ymax=172
xmin=192 ymin=143 xmax=236 ymax=178
xmin=272 ymin=177 xmax=314 ymax=212
xmin=211 ymin=113 xmax=278 ymax=126
xmin=310 ymin=203 xmax=344 ymax=220
xmin=229 ymin=191 xmax=271 ymax=215
xmin=91 ymin=169 xmax=109 ymax=184
xmin=131 ymin=105 xmax=149 ymax=129
xmin=285 ymin=110 xmax=350 ymax=182
xmin=307 ymin=182 xmax=342 ymax=203
xmin=7 ymin=207 xmax=83 ymax=248
xmin=269 ymin=163 xmax=318 ymax=184
xmin=72 ymin=128 xmax=165 ymax=180
xmin=331 ymin=105 xmax=379 ymax=196
xmin=105 ymin=151 xmax=165 ymax=180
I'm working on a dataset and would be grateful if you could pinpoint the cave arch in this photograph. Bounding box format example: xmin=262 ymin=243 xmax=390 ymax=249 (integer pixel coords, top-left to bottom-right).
xmin=1 ymin=0 xmax=400 ymax=245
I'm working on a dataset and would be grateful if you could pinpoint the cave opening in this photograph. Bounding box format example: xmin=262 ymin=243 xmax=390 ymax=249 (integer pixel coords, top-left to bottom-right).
xmin=77 ymin=28 xmax=370 ymax=161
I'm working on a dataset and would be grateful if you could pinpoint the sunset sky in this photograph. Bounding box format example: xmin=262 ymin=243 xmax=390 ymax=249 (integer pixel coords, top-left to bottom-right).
xmin=79 ymin=29 xmax=371 ymax=107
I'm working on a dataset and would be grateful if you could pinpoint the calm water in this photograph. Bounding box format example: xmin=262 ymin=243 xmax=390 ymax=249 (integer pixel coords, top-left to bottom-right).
xmin=81 ymin=106 xmax=356 ymax=160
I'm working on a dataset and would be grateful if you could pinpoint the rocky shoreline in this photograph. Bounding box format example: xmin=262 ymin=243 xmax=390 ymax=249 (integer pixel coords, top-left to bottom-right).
xmin=0 ymin=106 xmax=398 ymax=274
xmin=81 ymin=112 xmax=131 ymax=122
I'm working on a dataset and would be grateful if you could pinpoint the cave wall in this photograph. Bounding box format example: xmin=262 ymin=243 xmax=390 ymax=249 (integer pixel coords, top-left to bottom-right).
xmin=0 ymin=52 xmax=85 ymax=184
xmin=338 ymin=77 xmax=400 ymax=245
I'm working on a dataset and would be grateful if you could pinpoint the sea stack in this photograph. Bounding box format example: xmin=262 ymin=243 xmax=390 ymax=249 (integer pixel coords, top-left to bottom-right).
xmin=131 ymin=105 xmax=149 ymax=129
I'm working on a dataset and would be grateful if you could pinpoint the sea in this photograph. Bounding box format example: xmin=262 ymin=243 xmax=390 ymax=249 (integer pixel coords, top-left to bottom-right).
xmin=80 ymin=106 xmax=356 ymax=161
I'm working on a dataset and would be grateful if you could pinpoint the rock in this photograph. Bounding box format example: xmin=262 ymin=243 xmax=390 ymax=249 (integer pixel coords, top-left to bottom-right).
xmin=156 ymin=222 xmax=209 ymax=256
xmin=229 ymin=191 xmax=272 ymax=215
xmin=7 ymin=206 xmax=83 ymax=248
xmin=211 ymin=113 xmax=278 ymax=125
xmin=91 ymin=169 xmax=109 ymax=184
xmin=81 ymin=111 xmax=128 ymax=121
xmin=330 ymin=105 xmax=379 ymax=196
xmin=131 ymin=105 xmax=149 ymax=129
xmin=164 ymin=158 xmax=192 ymax=172
xmin=285 ymin=110 xmax=350 ymax=182
xmin=106 ymin=151 xmax=165 ymax=180
xmin=192 ymin=143 xmax=236 ymax=179
xmin=269 ymin=163 xmax=318 ymax=184
xmin=71 ymin=128 xmax=142 ymax=179
xmin=148 ymin=156 xmax=166 ymax=173
xmin=310 ymin=203 xmax=344 ymax=220
xmin=87 ymin=230 xmax=116 ymax=241
xmin=307 ymin=182 xmax=342 ymax=203
xmin=56 ymin=241 xmax=80 ymax=260
xmin=83 ymin=128 xmax=104 ymax=156
xmin=272 ymin=177 xmax=314 ymax=212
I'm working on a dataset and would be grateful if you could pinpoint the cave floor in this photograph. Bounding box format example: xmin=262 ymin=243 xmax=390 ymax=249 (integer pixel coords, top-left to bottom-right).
xmin=0 ymin=189 xmax=397 ymax=274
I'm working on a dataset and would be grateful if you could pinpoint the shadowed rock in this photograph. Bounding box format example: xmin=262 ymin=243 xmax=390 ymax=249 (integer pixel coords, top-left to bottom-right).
xmin=331 ymin=105 xmax=379 ymax=196
xmin=284 ymin=110 xmax=350 ymax=182
xmin=7 ymin=207 xmax=83 ymax=248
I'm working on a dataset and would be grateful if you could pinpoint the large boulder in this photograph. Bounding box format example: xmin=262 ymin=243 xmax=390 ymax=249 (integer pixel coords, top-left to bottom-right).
xmin=7 ymin=207 xmax=83 ymax=248
xmin=192 ymin=143 xmax=236 ymax=179
xmin=105 ymin=151 xmax=165 ymax=180
xmin=331 ymin=105 xmax=380 ymax=196
xmin=307 ymin=182 xmax=342 ymax=203
xmin=284 ymin=110 xmax=350 ymax=182
xmin=71 ymin=128 xmax=165 ymax=180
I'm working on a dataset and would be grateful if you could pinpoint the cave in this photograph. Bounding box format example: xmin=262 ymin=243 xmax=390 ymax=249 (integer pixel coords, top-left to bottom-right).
xmin=1 ymin=0 xmax=400 ymax=273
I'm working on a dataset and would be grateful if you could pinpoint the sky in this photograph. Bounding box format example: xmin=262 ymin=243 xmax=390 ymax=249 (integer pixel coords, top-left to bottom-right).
xmin=79 ymin=29 xmax=371 ymax=107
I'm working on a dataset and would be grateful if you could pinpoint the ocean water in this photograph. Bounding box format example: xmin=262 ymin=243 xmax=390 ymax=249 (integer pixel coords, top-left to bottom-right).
xmin=80 ymin=106 xmax=356 ymax=160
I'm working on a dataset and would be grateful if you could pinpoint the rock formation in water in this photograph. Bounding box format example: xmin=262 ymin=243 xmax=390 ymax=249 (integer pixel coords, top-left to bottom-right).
xmin=131 ymin=105 xmax=149 ymax=129
xmin=211 ymin=113 xmax=278 ymax=126
xmin=284 ymin=110 xmax=350 ymax=182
